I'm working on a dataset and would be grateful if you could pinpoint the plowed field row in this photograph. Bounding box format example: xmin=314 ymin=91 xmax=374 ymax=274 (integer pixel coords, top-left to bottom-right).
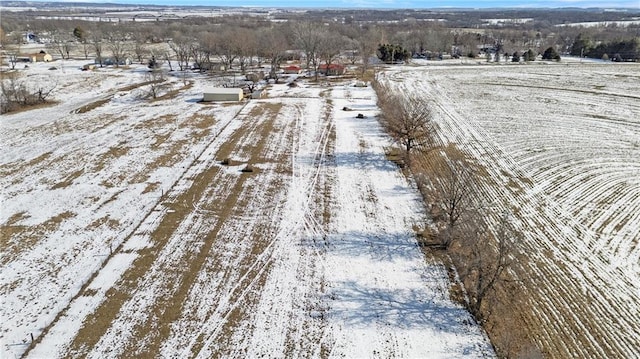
xmin=380 ymin=63 xmax=640 ymax=358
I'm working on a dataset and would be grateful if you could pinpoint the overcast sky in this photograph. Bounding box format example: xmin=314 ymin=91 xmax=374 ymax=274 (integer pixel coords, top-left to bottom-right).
xmin=47 ymin=0 xmax=639 ymax=8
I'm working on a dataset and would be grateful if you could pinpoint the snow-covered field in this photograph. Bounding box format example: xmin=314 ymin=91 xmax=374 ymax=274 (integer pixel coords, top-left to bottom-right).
xmin=380 ymin=61 xmax=640 ymax=358
xmin=1 ymin=61 xmax=493 ymax=358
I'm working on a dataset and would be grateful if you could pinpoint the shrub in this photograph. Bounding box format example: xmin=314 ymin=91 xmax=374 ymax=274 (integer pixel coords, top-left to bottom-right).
xmin=542 ymin=47 xmax=561 ymax=61
xmin=523 ymin=49 xmax=537 ymax=62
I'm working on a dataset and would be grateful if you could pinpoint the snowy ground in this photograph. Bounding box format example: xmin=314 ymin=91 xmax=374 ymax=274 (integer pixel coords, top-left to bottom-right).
xmin=1 ymin=61 xmax=493 ymax=358
xmin=380 ymin=61 xmax=640 ymax=358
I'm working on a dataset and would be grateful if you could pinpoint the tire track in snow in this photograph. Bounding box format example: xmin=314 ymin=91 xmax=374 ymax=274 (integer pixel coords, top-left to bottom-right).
xmin=188 ymin=96 xmax=336 ymax=358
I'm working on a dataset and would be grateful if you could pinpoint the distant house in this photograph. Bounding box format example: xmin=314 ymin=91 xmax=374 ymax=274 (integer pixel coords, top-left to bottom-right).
xmin=202 ymin=88 xmax=244 ymax=102
xmin=27 ymin=50 xmax=52 ymax=62
xmin=318 ymin=63 xmax=346 ymax=76
xmin=283 ymin=65 xmax=302 ymax=74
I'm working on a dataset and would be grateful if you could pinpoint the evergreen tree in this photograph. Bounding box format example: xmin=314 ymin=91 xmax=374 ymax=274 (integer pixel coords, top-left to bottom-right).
xmin=523 ymin=49 xmax=536 ymax=62
xmin=377 ymin=44 xmax=410 ymax=64
xmin=542 ymin=46 xmax=561 ymax=61
xmin=570 ymin=33 xmax=591 ymax=57
xmin=73 ymin=27 xmax=86 ymax=41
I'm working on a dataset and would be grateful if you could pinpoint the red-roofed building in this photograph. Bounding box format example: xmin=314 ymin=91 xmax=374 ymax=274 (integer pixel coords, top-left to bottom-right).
xmin=318 ymin=63 xmax=346 ymax=76
xmin=283 ymin=65 xmax=302 ymax=74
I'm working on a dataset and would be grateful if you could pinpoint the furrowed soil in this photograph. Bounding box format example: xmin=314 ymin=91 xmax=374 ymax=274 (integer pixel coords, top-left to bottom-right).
xmin=380 ymin=61 xmax=640 ymax=358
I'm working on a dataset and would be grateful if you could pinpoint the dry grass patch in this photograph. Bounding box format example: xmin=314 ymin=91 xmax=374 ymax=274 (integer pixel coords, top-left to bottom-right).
xmin=1 ymin=211 xmax=76 ymax=266
xmin=132 ymin=113 xmax=177 ymax=131
xmin=151 ymin=139 xmax=189 ymax=169
xmin=86 ymin=216 xmax=120 ymax=231
xmin=0 ymin=152 xmax=52 ymax=178
xmin=152 ymin=80 xmax=194 ymax=102
xmin=96 ymin=189 xmax=125 ymax=210
xmin=0 ymin=212 xmax=30 ymax=249
xmin=51 ymin=169 xmax=84 ymax=190
xmin=0 ymin=70 xmax=23 ymax=80
xmin=1 ymin=100 xmax=59 ymax=114
xmin=117 ymin=80 xmax=157 ymax=92
xmin=142 ymin=181 xmax=161 ymax=194
xmin=73 ymin=98 xmax=111 ymax=114
xmin=384 ymin=147 xmax=405 ymax=168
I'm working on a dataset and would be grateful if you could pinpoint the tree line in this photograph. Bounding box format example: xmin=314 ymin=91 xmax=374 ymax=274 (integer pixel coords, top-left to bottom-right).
xmin=570 ymin=33 xmax=640 ymax=61
xmin=373 ymin=80 xmax=534 ymax=358
xmin=2 ymin=9 xmax=638 ymax=79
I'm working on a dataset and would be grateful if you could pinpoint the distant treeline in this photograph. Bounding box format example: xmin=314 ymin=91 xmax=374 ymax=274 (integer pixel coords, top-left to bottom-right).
xmin=571 ymin=34 xmax=640 ymax=61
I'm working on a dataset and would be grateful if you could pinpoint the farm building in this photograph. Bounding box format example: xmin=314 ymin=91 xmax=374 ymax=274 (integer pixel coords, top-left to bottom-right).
xmin=318 ymin=63 xmax=346 ymax=76
xmin=26 ymin=51 xmax=52 ymax=62
xmin=202 ymin=88 xmax=244 ymax=102
xmin=283 ymin=65 xmax=302 ymax=74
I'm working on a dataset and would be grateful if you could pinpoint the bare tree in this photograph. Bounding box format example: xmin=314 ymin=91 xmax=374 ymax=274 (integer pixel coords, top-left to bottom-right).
xmin=4 ymin=33 xmax=22 ymax=70
xmin=132 ymin=32 xmax=148 ymax=64
xmin=216 ymin=28 xmax=239 ymax=71
xmin=377 ymin=90 xmax=436 ymax=154
xmin=234 ymin=27 xmax=256 ymax=74
xmin=103 ymin=29 xmax=129 ymax=67
xmin=168 ymin=34 xmax=191 ymax=71
xmin=1 ymin=77 xmax=57 ymax=114
xmin=90 ymin=31 xmax=104 ymax=67
xmin=145 ymin=69 xmax=166 ymax=99
xmin=164 ymin=52 xmax=174 ymax=72
xmin=356 ymin=26 xmax=380 ymax=76
xmin=292 ymin=21 xmax=324 ymax=78
xmin=108 ymin=38 xmax=128 ymax=67
xmin=317 ymin=31 xmax=345 ymax=76
xmin=257 ymin=26 xmax=289 ymax=80
xmin=431 ymin=147 xmax=477 ymax=249
xmin=49 ymin=33 xmax=74 ymax=60
xmin=460 ymin=212 xmax=516 ymax=323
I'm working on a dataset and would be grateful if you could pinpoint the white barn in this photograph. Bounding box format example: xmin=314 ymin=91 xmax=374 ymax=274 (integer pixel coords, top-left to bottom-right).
xmin=203 ymin=88 xmax=244 ymax=102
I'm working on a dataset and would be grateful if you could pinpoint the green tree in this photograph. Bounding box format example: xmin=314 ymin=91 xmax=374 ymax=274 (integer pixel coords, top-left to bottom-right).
xmin=512 ymin=51 xmax=521 ymax=62
xmin=542 ymin=46 xmax=560 ymax=61
xmin=523 ymin=49 xmax=536 ymax=62
xmin=73 ymin=26 xmax=86 ymax=41
xmin=570 ymin=33 xmax=591 ymax=57
xmin=377 ymin=43 xmax=410 ymax=64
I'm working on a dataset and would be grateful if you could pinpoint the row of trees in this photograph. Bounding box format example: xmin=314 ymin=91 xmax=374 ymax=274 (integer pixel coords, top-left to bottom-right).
xmin=5 ymin=10 xmax=633 ymax=76
xmin=373 ymin=81 xmax=532 ymax=357
xmin=373 ymin=80 xmax=516 ymax=320
xmin=1 ymin=18 xmax=383 ymax=75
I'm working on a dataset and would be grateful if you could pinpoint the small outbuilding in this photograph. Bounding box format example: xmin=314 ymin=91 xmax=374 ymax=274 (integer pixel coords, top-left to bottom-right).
xmin=283 ymin=65 xmax=302 ymax=74
xmin=251 ymin=89 xmax=266 ymax=99
xmin=202 ymin=88 xmax=244 ymax=102
xmin=27 ymin=50 xmax=52 ymax=63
